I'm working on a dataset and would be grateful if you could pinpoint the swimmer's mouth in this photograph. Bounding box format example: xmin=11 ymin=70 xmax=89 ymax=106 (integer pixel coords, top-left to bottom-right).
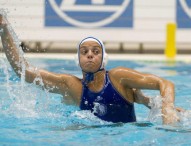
xmin=86 ymin=61 xmax=94 ymax=64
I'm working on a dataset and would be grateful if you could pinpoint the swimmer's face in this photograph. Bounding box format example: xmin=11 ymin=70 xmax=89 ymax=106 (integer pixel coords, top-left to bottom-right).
xmin=79 ymin=41 xmax=103 ymax=73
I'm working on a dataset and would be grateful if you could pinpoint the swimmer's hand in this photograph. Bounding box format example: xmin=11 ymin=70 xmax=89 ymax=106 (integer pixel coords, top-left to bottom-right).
xmin=162 ymin=106 xmax=186 ymax=125
xmin=162 ymin=105 xmax=181 ymax=125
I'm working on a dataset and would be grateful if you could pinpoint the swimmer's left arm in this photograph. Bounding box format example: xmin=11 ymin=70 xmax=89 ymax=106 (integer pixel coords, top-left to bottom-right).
xmin=112 ymin=67 xmax=178 ymax=125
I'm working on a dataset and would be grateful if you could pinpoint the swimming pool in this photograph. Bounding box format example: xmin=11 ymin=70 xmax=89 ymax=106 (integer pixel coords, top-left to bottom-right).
xmin=0 ymin=54 xmax=191 ymax=145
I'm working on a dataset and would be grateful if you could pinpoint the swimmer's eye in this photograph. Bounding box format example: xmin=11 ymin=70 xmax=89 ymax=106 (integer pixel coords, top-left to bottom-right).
xmin=92 ymin=46 xmax=102 ymax=55
xmin=92 ymin=48 xmax=100 ymax=55
xmin=81 ymin=50 xmax=87 ymax=55
xmin=80 ymin=47 xmax=88 ymax=55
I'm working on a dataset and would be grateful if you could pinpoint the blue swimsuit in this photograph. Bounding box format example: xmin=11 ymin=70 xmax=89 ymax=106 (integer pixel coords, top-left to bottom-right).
xmin=80 ymin=71 xmax=136 ymax=123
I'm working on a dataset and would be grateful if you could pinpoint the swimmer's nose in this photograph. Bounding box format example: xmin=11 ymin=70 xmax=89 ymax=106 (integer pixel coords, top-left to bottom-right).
xmin=87 ymin=50 xmax=93 ymax=59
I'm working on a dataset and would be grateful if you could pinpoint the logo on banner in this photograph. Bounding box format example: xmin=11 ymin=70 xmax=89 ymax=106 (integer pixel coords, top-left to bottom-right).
xmin=45 ymin=0 xmax=133 ymax=28
xmin=176 ymin=0 xmax=191 ymax=28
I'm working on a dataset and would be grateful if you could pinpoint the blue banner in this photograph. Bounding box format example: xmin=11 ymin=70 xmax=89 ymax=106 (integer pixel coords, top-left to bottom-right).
xmin=45 ymin=0 xmax=133 ymax=28
xmin=176 ymin=0 xmax=191 ymax=28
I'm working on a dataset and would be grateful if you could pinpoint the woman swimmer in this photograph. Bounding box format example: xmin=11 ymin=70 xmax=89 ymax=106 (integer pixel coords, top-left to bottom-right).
xmin=0 ymin=12 xmax=180 ymax=124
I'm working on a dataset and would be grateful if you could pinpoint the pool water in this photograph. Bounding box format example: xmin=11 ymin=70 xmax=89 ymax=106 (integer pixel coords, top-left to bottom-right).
xmin=0 ymin=56 xmax=191 ymax=145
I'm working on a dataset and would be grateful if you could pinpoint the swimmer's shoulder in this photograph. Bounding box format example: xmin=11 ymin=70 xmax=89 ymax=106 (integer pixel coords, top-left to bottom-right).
xmin=108 ymin=67 xmax=140 ymax=85
xmin=108 ymin=67 xmax=136 ymax=76
xmin=108 ymin=67 xmax=129 ymax=83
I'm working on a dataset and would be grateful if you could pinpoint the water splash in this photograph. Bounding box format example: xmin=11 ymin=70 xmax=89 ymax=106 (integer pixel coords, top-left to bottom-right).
xmin=148 ymin=95 xmax=191 ymax=128
xmin=148 ymin=95 xmax=162 ymax=124
xmin=177 ymin=110 xmax=191 ymax=128
xmin=71 ymin=110 xmax=108 ymax=125
xmin=0 ymin=9 xmax=54 ymax=118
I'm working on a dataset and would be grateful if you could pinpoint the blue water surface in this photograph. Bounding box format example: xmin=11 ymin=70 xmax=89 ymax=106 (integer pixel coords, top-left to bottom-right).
xmin=0 ymin=57 xmax=191 ymax=146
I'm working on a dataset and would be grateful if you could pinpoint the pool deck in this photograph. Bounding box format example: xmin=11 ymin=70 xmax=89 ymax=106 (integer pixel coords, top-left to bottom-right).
xmin=0 ymin=53 xmax=191 ymax=62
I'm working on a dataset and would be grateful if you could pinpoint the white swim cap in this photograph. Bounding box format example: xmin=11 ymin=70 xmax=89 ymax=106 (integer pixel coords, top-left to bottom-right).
xmin=77 ymin=36 xmax=108 ymax=72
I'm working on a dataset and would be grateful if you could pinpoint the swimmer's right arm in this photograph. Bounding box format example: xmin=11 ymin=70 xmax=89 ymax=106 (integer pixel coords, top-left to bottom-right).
xmin=0 ymin=14 xmax=75 ymax=95
xmin=0 ymin=14 xmax=29 ymax=78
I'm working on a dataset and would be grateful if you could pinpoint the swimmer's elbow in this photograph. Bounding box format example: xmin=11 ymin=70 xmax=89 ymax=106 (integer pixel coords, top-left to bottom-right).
xmin=162 ymin=79 xmax=174 ymax=89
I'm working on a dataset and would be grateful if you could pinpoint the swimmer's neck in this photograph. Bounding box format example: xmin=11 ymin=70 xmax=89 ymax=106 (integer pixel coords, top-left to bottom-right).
xmin=82 ymin=70 xmax=106 ymax=91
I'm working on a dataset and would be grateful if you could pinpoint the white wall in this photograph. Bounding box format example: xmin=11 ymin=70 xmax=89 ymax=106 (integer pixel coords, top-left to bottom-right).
xmin=0 ymin=0 xmax=190 ymax=44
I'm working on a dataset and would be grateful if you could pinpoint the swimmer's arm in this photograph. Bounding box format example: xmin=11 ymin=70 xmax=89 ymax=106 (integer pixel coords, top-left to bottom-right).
xmin=0 ymin=15 xmax=72 ymax=94
xmin=113 ymin=67 xmax=178 ymax=125
xmin=1 ymin=30 xmax=73 ymax=94
xmin=25 ymin=69 xmax=72 ymax=94
xmin=0 ymin=14 xmax=28 ymax=78
xmin=131 ymin=71 xmax=177 ymax=125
